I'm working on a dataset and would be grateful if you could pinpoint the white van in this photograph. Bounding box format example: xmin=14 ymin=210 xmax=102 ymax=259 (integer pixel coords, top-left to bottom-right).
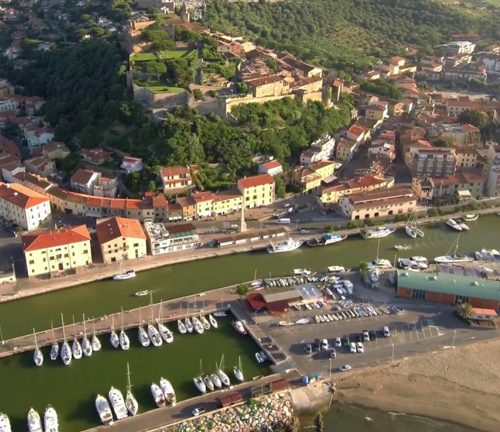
xmin=383 ymin=326 xmax=390 ymax=337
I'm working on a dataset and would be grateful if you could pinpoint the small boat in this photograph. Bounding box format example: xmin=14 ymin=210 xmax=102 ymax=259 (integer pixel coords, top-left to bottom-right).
xmin=218 ymin=368 xmax=230 ymax=387
xmin=327 ymin=265 xmax=347 ymax=273
xmin=72 ymin=337 xmax=82 ymax=360
xmin=293 ymin=268 xmax=312 ymax=275
xmin=158 ymin=322 xmax=174 ymax=344
xmin=193 ymin=376 xmax=207 ymax=394
xmin=232 ymin=320 xmax=247 ymax=335
xmin=113 ymin=269 xmax=136 ymax=281
xmin=445 ymin=218 xmax=462 ymax=231
xmin=464 ymin=214 xmax=478 ymax=221
xmin=134 ymin=290 xmax=149 ymax=297
xmin=414 ymin=227 xmax=424 ymax=238
xmin=210 ymin=372 xmax=222 ymax=389
xmin=458 ymin=221 xmax=469 ymax=231
xmin=255 ymin=351 xmax=265 ymax=364
xmin=32 ymin=328 xmax=43 ymax=367
xmin=360 ymin=226 xmax=395 ymax=239
xmin=411 ymin=256 xmax=428 ymax=263
xmin=125 ymin=363 xmax=139 ymax=416
xmin=208 ymin=314 xmax=218 ymax=329
xmin=0 ymin=413 xmax=11 ymax=432
xmin=91 ymin=322 xmax=101 ymax=352
xmin=434 ymin=235 xmax=473 ymax=264
xmin=307 ymin=233 xmax=347 ymax=247
xmin=200 ymin=315 xmax=211 ymax=330
xmin=108 ymin=387 xmax=128 ymax=420
xmin=177 ymin=319 xmax=187 ymax=334
xmin=394 ymin=244 xmax=411 ymax=251
xmin=27 ymin=408 xmax=42 ymax=432
xmin=185 ymin=317 xmax=194 ymax=333
xmin=44 ymin=406 xmax=58 ymax=432
xmin=49 ymin=323 xmax=59 ymax=361
xmin=138 ymin=310 xmax=150 ymax=347
xmin=147 ymin=323 xmax=163 ymax=347
xmin=151 ymin=383 xmax=166 ymax=407
xmin=203 ymin=375 xmax=214 ymax=391
xmin=192 ymin=316 xmax=204 ymax=334
xmin=82 ymin=315 xmax=92 ymax=358
xmin=367 ymin=259 xmax=392 ymax=269
xmin=405 ymin=225 xmax=417 ymax=239
xmin=120 ymin=308 xmax=130 ymax=350
xmin=266 ymin=238 xmax=303 ymax=253
xmin=213 ymin=311 xmax=227 ymax=318
xmin=233 ymin=356 xmax=244 ymax=382
xmin=95 ymin=394 xmax=114 ymax=425
xmin=160 ymin=378 xmax=176 ymax=405
xmin=59 ymin=314 xmax=71 ymax=366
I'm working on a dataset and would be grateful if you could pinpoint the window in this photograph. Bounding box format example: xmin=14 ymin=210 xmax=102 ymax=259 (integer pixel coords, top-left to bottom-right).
xmin=29 ymin=260 xmax=34 ymax=265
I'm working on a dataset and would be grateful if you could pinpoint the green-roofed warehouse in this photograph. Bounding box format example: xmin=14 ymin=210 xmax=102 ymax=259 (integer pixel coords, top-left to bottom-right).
xmin=396 ymin=270 xmax=500 ymax=310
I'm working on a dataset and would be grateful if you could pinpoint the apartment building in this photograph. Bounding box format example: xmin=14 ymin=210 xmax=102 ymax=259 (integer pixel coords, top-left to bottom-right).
xmin=237 ymin=174 xmax=275 ymax=208
xmin=160 ymin=165 xmax=193 ymax=192
xmin=320 ymin=175 xmax=394 ymax=204
xmin=407 ymin=147 xmax=457 ymax=178
xmin=96 ymin=216 xmax=147 ymax=263
xmin=296 ymin=161 xmax=335 ymax=192
xmin=0 ymin=182 xmax=51 ymax=230
xmin=144 ymin=222 xmax=199 ymax=255
xmin=299 ymin=135 xmax=335 ymax=166
xmin=22 ymin=225 xmax=91 ymax=277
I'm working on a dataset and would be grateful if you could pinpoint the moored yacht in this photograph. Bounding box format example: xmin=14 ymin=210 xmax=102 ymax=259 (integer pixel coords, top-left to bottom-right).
xmin=151 ymin=383 xmax=166 ymax=407
xmin=113 ymin=269 xmax=136 ymax=281
xmin=232 ymin=320 xmax=247 ymax=335
xmin=120 ymin=308 xmax=130 ymax=350
xmin=327 ymin=265 xmax=348 ymax=273
xmin=267 ymin=238 xmax=303 ymax=253
xmin=464 ymin=214 xmax=478 ymax=221
xmin=306 ymin=232 xmax=347 ymax=247
xmin=411 ymin=256 xmax=428 ymax=263
xmin=360 ymin=226 xmax=395 ymax=239
xmin=208 ymin=314 xmax=218 ymax=329
xmin=82 ymin=315 xmax=92 ymax=358
xmin=177 ymin=319 xmax=187 ymax=334
xmin=147 ymin=323 xmax=163 ymax=347
xmin=49 ymin=323 xmax=59 ymax=361
xmin=458 ymin=220 xmax=469 ymax=231
xmin=159 ymin=378 xmax=177 ymax=405
xmin=110 ymin=315 xmax=120 ymax=349
xmin=108 ymin=387 xmax=128 ymax=420
xmin=218 ymin=368 xmax=230 ymax=387
xmin=72 ymin=337 xmax=82 ymax=360
xmin=95 ymin=394 xmax=113 ymax=425
xmin=158 ymin=322 xmax=174 ymax=343
xmin=193 ymin=376 xmax=207 ymax=394
xmin=0 ymin=413 xmax=10 ymax=432
xmin=138 ymin=324 xmax=150 ymax=347
xmin=405 ymin=225 xmax=417 ymax=239
xmin=233 ymin=356 xmax=244 ymax=382
xmin=44 ymin=406 xmax=58 ymax=432
xmin=125 ymin=363 xmax=139 ymax=416
xmin=434 ymin=235 xmax=473 ymax=264
xmin=203 ymin=375 xmax=214 ymax=392
xmin=27 ymin=408 xmax=42 ymax=432
xmin=211 ymin=372 xmax=222 ymax=389
xmin=60 ymin=313 xmax=71 ymax=366
xmin=445 ymin=218 xmax=462 ymax=231
xmin=192 ymin=316 xmax=204 ymax=334
xmin=32 ymin=328 xmax=43 ymax=367
xmin=200 ymin=315 xmax=211 ymax=330
xmin=184 ymin=316 xmax=194 ymax=333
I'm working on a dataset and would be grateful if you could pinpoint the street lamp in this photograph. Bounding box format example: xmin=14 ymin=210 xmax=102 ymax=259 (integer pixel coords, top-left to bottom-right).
xmin=391 ymin=343 xmax=395 ymax=362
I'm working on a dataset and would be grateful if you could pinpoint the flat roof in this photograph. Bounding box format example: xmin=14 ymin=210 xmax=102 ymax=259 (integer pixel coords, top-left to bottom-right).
xmin=397 ymin=270 xmax=500 ymax=301
xmin=295 ymin=283 xmax=322 ymax=300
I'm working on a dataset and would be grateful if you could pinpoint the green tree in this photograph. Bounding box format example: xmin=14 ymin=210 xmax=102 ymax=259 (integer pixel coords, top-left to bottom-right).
xmin=433 ymin=137 xmax=453 ymax=147
xmin=275 ymin=175 xmax=286 ymax=198
xmin=236 ymin=284 xmax=250 ymax=296
xmin=458 ymin=110 xmax=487 ymax=130
xmin=193 ymin=89 xmax=203 ymax=100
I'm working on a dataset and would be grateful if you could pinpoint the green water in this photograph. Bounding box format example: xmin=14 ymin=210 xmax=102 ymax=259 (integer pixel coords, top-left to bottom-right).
xmin=0 ymin=318 xmax=266 ymax=431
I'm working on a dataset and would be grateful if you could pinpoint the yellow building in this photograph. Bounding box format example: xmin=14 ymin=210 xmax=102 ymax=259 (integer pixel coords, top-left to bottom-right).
xmin=192 ymin=191 xmax=214 ymax=219
xmin=96 ymin=216 xmax=147 ymax=264
xmin=320 ymin=175 xmax=394 ymax=204
xmin=22 ymin=225 xmax=92 ymax=277
xmin=237 ymin=174 xmax=275 ymax=208
xmin=212 ymin=192 xmax=243 ymax=216
xmin=297 ymin=161 xmax=335 ymax=192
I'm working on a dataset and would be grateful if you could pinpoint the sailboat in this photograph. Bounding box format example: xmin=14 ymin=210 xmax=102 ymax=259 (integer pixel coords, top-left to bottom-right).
xmin=177 ymin=319 xmax=187 ymax=334
xmin=113 ymin=260 xmax=136 ymax=281
xmin=60 ymin=313 xmax=72 ymax=366
xmin=120 ymin=308 xmax=130 ymax=351
xmin=147 ymin=293 xmax=162 ymax=346
xmin=82 ymin=314 xmax=93 ymax=358
xmin=0 ymin=413 xmax=11 ymax=432
xmin=208 ymin=314 xmax=218 ymax=329
xmin=367 ymin=239 xmax=392 ymax=269
xmin=233 ymin=356 xmax=244 ymax=382
xmin=157 ymin=302 xmax=174 ymax=343
xmin=193 ymin=359 xmax=207 ymax=394
xmin=125 ymin=363 xmax=139 ymax=416
xmin=95 ymin=394 xmax=113 ymax=425
xmin=210 ymin=370 xmax=222 ymax=389
xmin=110 ymin=316 xmax=120 ymax=349
xmin=434 ymin=234 xmax=474 ymax=264
xmin=49 ymin=322 xmax=59 ymax=361
xmin=71 ymin=317 xmax=83 ymax=360
xmin=91 ymin=321 xmax=102 ymax=352
xmin=108 ymin=387 xmax=128 ymax=420
xmin=217 ymin=355 xmax=231 ymax=387
xmin=32 ymin=328 xmax=43 ymax=367
xmin=159 ymin=377 xmax=177 ymax=405
xmin=200 ymin=315 xmax=211 ymax=331
xmin=192 ymin=316 xmax=204 ymax=335
xmin=27 ymin=407 xmax=42 ymax=432
xmin=43 ymin=406 xmax=58 ymax=432
xmin=203 ymin=374 xmax=214 ymax=392
xmin=406 ymin=214 xmax=424 ymax=238
xmin=151 ymin=383 xmax=166 ymax=407
xmin=138 ymin=309 xmax=150 ymax=348
xmin=405 ymin=225 xmax=417 ymax=239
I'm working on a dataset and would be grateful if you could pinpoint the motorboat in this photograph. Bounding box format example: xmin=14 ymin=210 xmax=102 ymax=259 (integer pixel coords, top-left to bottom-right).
xmin=208 ymin=314 xmax=218 ymax=329
xmin=125 ymin=363 xmax=139 ymax=416
xmin=82 ymin=315 xmax=92 ymax=358
xmin=213 ymin=311 xmax=227 ymax=318
xmin=293 ymin=268 xmax=312 ymax=275
xmin=27 ymin=408 xmax=42 ymax=432
xmin=411 ymin=256 xmax=428 ymax=263
xmin=464 ymin=214 xmax=478 ymax=221
xmin=307 ymin=233 xmax=347 ymax=247
xmin=394 ymin=244 xmax=410 ymax=251
xmin=458 ymin=221 xmax=469 ymax=231
xmin=134 ymin=290 xmax=149 ymax=297
xmin=159 ymin=378 xmax=177 ymax=405
xmin=255 ymin=351 xmax=265 ymax=364
xmin=210 ymin=373 xmax=222 ymax=389
xmin=44 ymin=406 xmax=58 ymax=432
xmin=233 ymin=356 xmax=244 ymax=382
xmin=192 ymin=317 xmax=204 ymax=334
xmin=200 ymin=315 xmax=211 ymax=330
xmin=327 ymin=265 xmax=347 ymax=273
xmin=108 ymin=387 xmax=128 ymax=420
xmin=49 ymin=324 xmax=59 ymax=361
xmin=360 ymin=226 xmax=395 ymax=239
xmin=203 ymin=375 xmax=214 ymax=391
xmin=158 ymin=322 xmax=174 ymax=344
xmin=405 ymin=225 xmax=417 ymax=239
xmin=148 ymin=323 xmax=163 ymax=347
xmin=445 ymin=218 xmax=462 ymax=231
xmin=120 ymin=330 xmax=130 ymax=351
xmin=266 ymin=238 xmax=303 ymax=253
xmin=232 ymin=320 xmax=247 ymax=335
xmin=0 ymin=414 xmax=10 ymax=432
xmin=367 ymin=259 xmax=392 ymax=269
xmin=185 ymin=317 xmax=194 ymax=333
xmin=113 ymin=269 xmax=136 ymax=281
xmin=151 ymin=383 xmax=166 ymax=407
xmin=91 ymin=322 xmax=102 ymax=352
xmin=398 ymin=258 xmax=426 ymax=271
xmin=413 ymin=227 xmax=424 ymax=238
xmin=32 ymin=328 xmax=44 ymax=367
xmin=95 ymin=394 xmax=114 ymax=425
xmin=193 ymin=376 xmax=207 ymax=394
xmin=177 ymin=319 xmax=187 ymax=334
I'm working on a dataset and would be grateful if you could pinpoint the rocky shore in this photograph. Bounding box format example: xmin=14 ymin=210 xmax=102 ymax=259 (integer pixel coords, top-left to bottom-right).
xmin=166 ymin=393 xmax=297 ymax=432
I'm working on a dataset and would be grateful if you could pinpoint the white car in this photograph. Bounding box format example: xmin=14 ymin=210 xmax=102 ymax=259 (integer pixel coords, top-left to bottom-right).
xmin=356 ymin=342 xmax=364 ymax=353
xmin=320 ymin=338 xmax=329 ymax=351
xmin=350 ymin=342 xmax=357 ymax=353
xmin=339 ymin=364 xmax=352 ymax=372
xmin=334 ymin=337 xmax=342 ymax=348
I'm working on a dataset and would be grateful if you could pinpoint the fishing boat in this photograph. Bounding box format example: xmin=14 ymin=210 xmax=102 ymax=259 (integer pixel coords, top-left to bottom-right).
xmin=208 ymin=314 xmax=218 ymax=329
xmin=120 ymin=308 xmax=130 ymax=351
xmin=108 ymin=387 xmax=128 ymax=420
xmin=434 ymin=235 xmax=473 ymax=264
xmin=95 ymin=394 xmax=114 ymax=425
xmin=445 ymin=218 xmax=462 ymax=231
xmin=110 ymin=316 xmax=120 ymax=349
xmin=404 ymin=225 xmax=417 ymax=239
xmin=464 ymin=214 xmax=478 ymax=221
xmin=185 ymin=316 xmax=194 ymax=333
xmin=203 ymin=375 xmax=214 ymax=391
xmin=200 ymin=315 xmax=211 ymax=330
xmin=27 ymin=408 xmax=42 ymax=432
xmin=306 ymin=233 xmax=347 ymax=247
xmin=267 ymin=238 xmax=303 ymax=253
xmin=232 ymin=320 xmax=247 ymax=335
xmin=360 ymin=226 xmax=395 ymax=239
xmin=151 ymin=383 xmax=166 ymax=407
xmin=134 ymin=290 xmax=149 ymax=297
xmin=44 ymin=406 xmax=59 ymax=432
xmin=60 ymin=314 xmax=72 ymax=366
xmin=192 ymin=316 xmax=204 ymax=334
xmin=32 ymin=328 xmax=43 ymax=367
xmin=138 ymin=310 xmax=150 ymax=348
xmin=213 ymin=311 xmax=227 ymax=318
xmin=49 ymin=322 xmax=59 ymax=361
xmin=91 ymin=321 xmax=101 ymax=352
xmin=148 ymin=323 xmax=163 ymax=347
xmin=125 ymin=363 xmax=139 ymax=416
xmin=233 ymin=356 xmax=244 ymax=382
xmin=210 ymin=372 xmax=222 ymax=389
xmin=0 ymin=414 xmax=10 ymax=432
xmin=193 ymin=376 xmax=207 ymax=394
xmin=159 ymin=378 xmax=177 ymax=405
xmin=394 ymin=244 xmax=411 ymax=251
xmin=82 ymin=314 xmax=93 ymax=358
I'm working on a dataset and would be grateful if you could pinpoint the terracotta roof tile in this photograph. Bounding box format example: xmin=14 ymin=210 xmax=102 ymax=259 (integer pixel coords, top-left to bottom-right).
xmin=237 ymin=174 xmax=274 ymax=189
xmin=22 ymin=225 xmax=90 ymax=252
xmin=96 ymin=216 xmax=145 ymax=245
xmin=0 ymin=182 xmax=49 ymax=209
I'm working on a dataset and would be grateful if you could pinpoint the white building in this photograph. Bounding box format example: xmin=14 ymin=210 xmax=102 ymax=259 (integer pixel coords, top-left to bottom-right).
xmin=258 ymin=160 xmax=283 ymax=176
xmin=299 ymin=135 xmax=335 ymax=166
xmin=121 ymin=156 xmax=143 ymax=173
xmin=144 ymin=222 xmax=199 ymax=255
xmin=442 ymin=41 xmax=475 ymax=55
xmin=0 ymin=182 xmax=51 ymax=230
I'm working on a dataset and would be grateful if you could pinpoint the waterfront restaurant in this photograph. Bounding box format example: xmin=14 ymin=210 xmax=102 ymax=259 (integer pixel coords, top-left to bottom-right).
xmin=396 ymin=270 xmax=500 ymax=310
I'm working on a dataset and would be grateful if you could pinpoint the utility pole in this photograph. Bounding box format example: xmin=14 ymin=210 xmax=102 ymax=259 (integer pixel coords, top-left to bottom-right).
xmin=391 ymin=343 xmax=395 ymax=362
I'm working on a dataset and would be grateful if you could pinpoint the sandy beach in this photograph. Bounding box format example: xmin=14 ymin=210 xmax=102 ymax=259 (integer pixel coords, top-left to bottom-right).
xmin=335 ymin=337 xmax=500 ymax=432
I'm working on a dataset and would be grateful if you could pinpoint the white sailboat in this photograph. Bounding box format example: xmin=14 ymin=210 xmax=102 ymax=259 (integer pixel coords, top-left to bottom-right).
xmin=91 ymin=321 xmax=101 ymax=352
xmin=177 ymin=319 xmax=187 ymax=334
xmin=27 ymin=408 xmax=42 ymax=432
xmin=49 ymin=322 xmax=59 ymax=361
xmin=210 ymin=372 xmax=222 ymax=389
xmin=192 ymin=316 xmax=204 ymax=334
xmin=125 ymin=363 xmax=139 ymax=416
xmin=158 ymin=302 xmax=174 ymax=343
xmin=138 ymin=309 xmax=150 ymax=348
xmin=113 ymin=261 xmax=136 ymax=280
xmin=361 ymin=226 xmax=395 ymax=239
xmin=193 ymin=359 xmax=207 ymax=394
xmin=203 ymin=374 xmax=214 ymax=392
xmin=151 ymin=383 xmax=166 ymax=407
xmin=148 ymin=323 xmax=163 ymax=347
xmin=44 ymin=406 xmax=58 ymax=432
xmin=95 ymin=394 xmax=113 ymax=425
xmin=159 ymin=378 xmax=177 ymax=405
xmin=0 ymin=413 xmax=10 ymax=432
xmin=208 ymin=314 xmax=218 ymax=329
xmin=108 ymin=386 xmax=128 ymax=420
xmin=82 ymin=314 xmax=93 ymax=358
xmin=405 ymin=225 xmax=417 ymax=239
xmin=217 ymin=356 xmax=231 ymax=387
xmin=120 ymin=308 xmax=130 ymax=351
xmin=445 ymin=218 xmax=462 ymax=231
xmin=200 ymin=315 xmax=211 ymax=330
xmin=32 ymin=328 xmax=43 ymax=367
xmin=72 ymin=317 xmax=82 ymax=360
xmin=233 ymin=356 xmax=244 ymax=382
xmin=434 ymin=234 xmax=474 ymax=264
xmin=60 ymin=313 xmax=72 ymax=366
xmin=110 ymin=315 xmax=120 ymax=349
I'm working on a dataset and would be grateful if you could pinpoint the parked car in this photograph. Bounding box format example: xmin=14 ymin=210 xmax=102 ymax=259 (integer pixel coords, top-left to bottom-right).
xmin=362 ymin=330 xmax=370 ymax=342
xmin=383 ymin=326 xmax=391 ymax=337
xmin=342 ymin=335 xmax=350 ymax=347
xmin=339 ymin=364 xmax=352 ymax=372
xmin=329 ymin=348 xmax=336 ymax=358
xmin=334 ymin=337 xmax=342 ymax=348
xmin=349 ymin=342 xmax=357 ymax=353
xmin=369 ymin=330 xmax=377 ymax=341
xmin=356 ymin=342 xmax=364 ymax=353
xmin=320 ymin=338 xmax=329 ymax=351
xmin=305 ymin=343 xmax=312 ymax=354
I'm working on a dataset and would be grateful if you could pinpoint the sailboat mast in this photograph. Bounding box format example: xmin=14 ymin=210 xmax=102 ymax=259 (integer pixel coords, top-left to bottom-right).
xmin=455 ymin=234 xmax=460 ymax=257
xmin=33 ymin=328 xmax=38 ymax=349
xmin=126 ymin=362 xmax=132 ymax=391
xmin=61 ymin=313 xmax=66 ymax=341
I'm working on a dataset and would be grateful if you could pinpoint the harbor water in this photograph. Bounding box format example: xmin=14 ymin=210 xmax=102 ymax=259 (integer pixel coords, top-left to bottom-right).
xmin=0 ymin=215 xmax=498 ymax=430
